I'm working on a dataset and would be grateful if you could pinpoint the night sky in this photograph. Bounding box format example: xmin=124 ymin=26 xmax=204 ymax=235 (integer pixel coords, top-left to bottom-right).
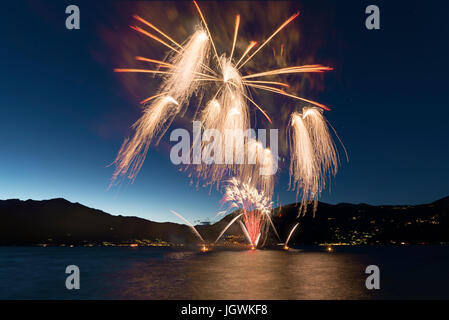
xmin=1 ymin=0 xmax=448 ymax=223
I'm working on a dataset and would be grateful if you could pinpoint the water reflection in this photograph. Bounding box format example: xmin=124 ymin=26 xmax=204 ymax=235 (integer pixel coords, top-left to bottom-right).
xmin=108 ymin=249 xmax=374 ymax=299
xmin=1 ymin=246 xmax=447 ymax=299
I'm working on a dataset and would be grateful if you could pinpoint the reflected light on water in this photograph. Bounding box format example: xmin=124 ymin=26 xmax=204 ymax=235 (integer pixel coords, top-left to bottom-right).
xmin=109 ymin=249 xmax=371 ymax=299
xmin=1 ymin=247 xmax=448 ymax=299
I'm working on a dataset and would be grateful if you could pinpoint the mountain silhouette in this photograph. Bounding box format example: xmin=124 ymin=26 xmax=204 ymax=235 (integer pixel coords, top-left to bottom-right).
xmin=0 ymin=196 xmax=447 ymax=246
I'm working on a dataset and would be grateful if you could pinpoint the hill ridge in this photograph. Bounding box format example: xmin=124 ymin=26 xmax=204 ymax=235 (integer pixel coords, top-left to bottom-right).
xmin=0 ymin=196 xmax=447 ymax=246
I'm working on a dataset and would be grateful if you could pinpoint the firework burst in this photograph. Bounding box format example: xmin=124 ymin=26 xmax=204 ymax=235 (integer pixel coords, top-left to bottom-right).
xmin=288 ymin=107 xmax=341 ymax=216
xmin=111 ymin=2 xmax=343 ymax=238
xmin=218 ymin=177 xmax=277 ymax=247
xmin=111 ymin=1 xmax=333 ymax=191
xmin=111 ymin=95 xmax=180 ymax=183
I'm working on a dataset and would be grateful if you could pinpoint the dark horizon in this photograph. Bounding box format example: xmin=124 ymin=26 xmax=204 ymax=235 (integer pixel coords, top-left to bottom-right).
xmin=1 ymin=193 xmax=448 ymax=223
xmin=1 ymin=194 xmax=448 ymax=247
xmin=0 ymin=0 xmax=448 ymax=223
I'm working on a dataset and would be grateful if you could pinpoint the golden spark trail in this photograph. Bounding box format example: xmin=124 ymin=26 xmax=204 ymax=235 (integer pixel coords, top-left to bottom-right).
xmin=288 ymin=108 xmax=340 ymax=216
xmin=133 ymin=16 xmax=217 ymax=76
xmin=133 ymin=15 xmax=183 ymax=50
xmin=215 ymin=212 xmax=244 ymax=243
xmin=111 ymin=96 xmax=179 ymax=184
xmin=193 ymin=0 xmax=220 ymax=63
xmin=237 ymin=12 xmax=300 ymax=70
xmin=285 ymin=222 xmax=300 ymax=247
xmin=135 ymin=56 xmax=174 ymax=67
xmin=114 ymin=68 xmax=173 ymax=75
xmin=226 ymin=80 xmax=272 ymax=123
xmin=170 ymin=210 xmax=205 ymax=244
xmin=239 ymin=91 xmax=272 ymax=123
xmin=140 ymin=92 xmax=167 ymax=104
xmin=161 ymin=28 xmax=210 ymax=108
xmin=243 ymin=80 xmax=290 ymax=88
xmin=244 ymin=83 xmax=331 ymax=111
xmin=235 ymin=41 xmax=258 ymax=68
xmin=325 ymin=119 xmax=349 ymax=163
xmin=230 ymin=15 xmax=240 ymax=61
xmin=239 ymin=220 xmax=254 ymax=246
xmin=288 ymin=112 xmax=317 ymax=215
xmin=130 ymin=25 xmax=181 ymax=53
xmin=303 ymin=107 xmax=338 ymax=180
xmin=242 ymin=65 xmax=333 ymax=79
xmin=264 ymin=210 xmax=281 ymax=241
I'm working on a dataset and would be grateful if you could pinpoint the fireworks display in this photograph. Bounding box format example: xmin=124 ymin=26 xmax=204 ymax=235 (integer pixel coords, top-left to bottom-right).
xmin=111 ymin=1 xmax=343 ymax=248
xmin=284 ymin=222 xmax=300 ymax=250
xmin=288 ymin=107 xmax=339 ymax=216
xmin=219 ymin=178 xmax=275 ymax=247
xmin=170 ymin=210 xmax=206 ymax=244
xmin=111 ymin=95 xmax=180 ymax=182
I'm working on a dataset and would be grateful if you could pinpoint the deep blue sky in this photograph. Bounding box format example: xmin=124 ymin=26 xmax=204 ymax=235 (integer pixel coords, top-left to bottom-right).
xmin=1 ymin=1 xmax=448 ymax=223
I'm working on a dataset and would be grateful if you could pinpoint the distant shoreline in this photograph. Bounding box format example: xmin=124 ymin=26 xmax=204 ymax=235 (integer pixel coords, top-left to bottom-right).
xmin=1 ymin=196 xmax=448 ymax=247
xmin=1 ymin=243 xmax=448 ymax=248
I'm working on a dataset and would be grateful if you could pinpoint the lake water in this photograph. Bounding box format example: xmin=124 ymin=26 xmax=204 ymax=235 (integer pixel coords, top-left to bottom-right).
xmin=0 ymin=246 xmax=447 ymax=299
